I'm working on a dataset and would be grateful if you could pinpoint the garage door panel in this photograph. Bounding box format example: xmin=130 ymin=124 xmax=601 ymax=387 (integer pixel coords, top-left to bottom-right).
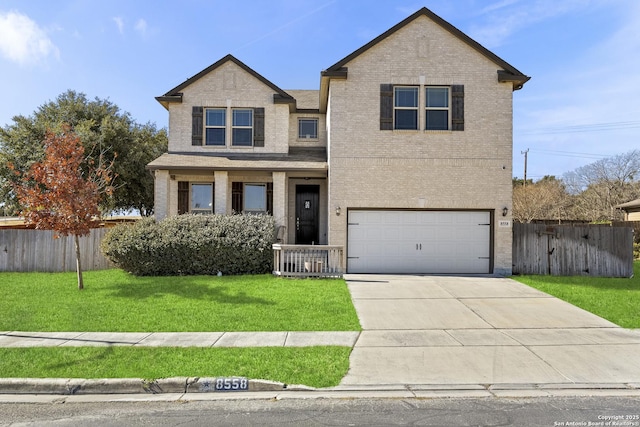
xmin=348 ymin=210 xmax=491 ymax=274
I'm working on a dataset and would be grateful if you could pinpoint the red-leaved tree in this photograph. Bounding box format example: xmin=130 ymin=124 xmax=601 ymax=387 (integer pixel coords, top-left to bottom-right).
xmin=11 ymin=126 xmax=114 ymax=290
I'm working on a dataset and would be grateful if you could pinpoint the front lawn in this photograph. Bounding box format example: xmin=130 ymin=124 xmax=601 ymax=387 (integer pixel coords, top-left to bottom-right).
xmin=0 ymin=269 xmax=360 ymax=387
xmin=0 ymin=270 xmax=361 ymax=332
xmin=0 ymin=347 xmax=351 ymax=388
xmin=514 ymin=261 xmax=640 ymax=328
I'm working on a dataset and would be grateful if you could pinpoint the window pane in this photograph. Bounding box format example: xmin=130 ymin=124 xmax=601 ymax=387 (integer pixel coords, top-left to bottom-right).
xmin=232 ymin=128 xmax=252 ymax=146
xmin=394 ymin=87 xmax=418 ymax=107
xmin=426 ymin=110 xmax=449 ymax=130
xmin=299 ymin=119 xmax=318 ymax=139
xmin=191 ymin=184 xmax=212 ymax=212
xmin=206 ymin=109 xmax=225 ymax=126
xmin=233 ymin=109 xmax=253 ymax=126
xmin=395 ymin=109 xmax=418 ymax=130
xmin=205 ymin=128 xmax=225 ymax=145
xmin=244 ymin=184 xmax=266 ymax=211
xmin=426 ymin=87 xmax=449 ymax=108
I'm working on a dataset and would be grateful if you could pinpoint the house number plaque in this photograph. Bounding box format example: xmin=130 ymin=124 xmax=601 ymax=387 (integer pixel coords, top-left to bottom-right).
xmin=213 ymin=377 xmax=249 ymax=391
xmin=304 ymin=200 xmax=311 ymax=209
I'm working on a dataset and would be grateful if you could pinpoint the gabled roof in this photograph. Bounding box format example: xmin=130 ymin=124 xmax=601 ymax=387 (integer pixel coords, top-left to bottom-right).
xmin=320 ymin=7 xmax=529 ymax=111
xmin=156 ymin=54 xmax=294 ymax=110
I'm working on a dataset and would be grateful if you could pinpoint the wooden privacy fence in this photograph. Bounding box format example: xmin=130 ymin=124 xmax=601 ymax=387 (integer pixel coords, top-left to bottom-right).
xmin=0 ymin=228 xmax=112 ymax=272
xmin=513 ymin=223 xmax=634 ymax=277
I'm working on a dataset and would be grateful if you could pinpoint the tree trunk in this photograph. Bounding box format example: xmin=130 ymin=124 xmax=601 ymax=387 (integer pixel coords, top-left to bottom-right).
xmin=74 ymin=234 xmax=84 ymax=290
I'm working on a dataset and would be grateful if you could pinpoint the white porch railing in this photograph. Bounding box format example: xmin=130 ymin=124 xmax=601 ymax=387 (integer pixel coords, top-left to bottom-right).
xmin=272 ymin=244 xmax=344 ymax=278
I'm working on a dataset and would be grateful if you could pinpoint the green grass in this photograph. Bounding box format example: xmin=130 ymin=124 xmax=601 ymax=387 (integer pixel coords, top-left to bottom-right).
xmin=0 ymin=269 xmax=360 ymax=386
xmin=514 ymin=261 xmax=640 ymax=328
xmin=0 ymin=270 xmax=361 ymax=332
xmin=0 ymin=346 xmax=351 ymax=388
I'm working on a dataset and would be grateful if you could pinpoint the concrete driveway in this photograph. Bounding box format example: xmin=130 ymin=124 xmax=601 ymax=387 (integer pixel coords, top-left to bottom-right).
xmin=341 ymin=275 xmax=640 ymax=387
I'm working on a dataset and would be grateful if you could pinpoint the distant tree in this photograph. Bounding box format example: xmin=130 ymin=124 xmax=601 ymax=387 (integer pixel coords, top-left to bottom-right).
xmin=563 ymin=150 xmax=640 ymax=221
xmin=512 ymin=177 xmax=533 ymax=187
xmin=513 ymin=176 xmax=569 ymax=223
xmin=0 ymin=90 xmax=167 ymax=216
xmin=11 ymin=126 xmax=114 ymax=290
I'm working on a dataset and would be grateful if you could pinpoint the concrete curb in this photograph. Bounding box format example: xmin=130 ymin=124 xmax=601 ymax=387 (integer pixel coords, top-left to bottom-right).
xmin=2 ymin=378 xmax=640 ymax=398
xmin=0 ymin=377 xmax=305 ymax=395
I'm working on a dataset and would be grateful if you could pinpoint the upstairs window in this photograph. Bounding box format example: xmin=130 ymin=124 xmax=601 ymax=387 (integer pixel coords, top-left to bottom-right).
xmin=394 ymin=87 xmax=418 ymax=130
xmin=380 ymin=84 xmax=463 ymax=131
xmin=205 ymin=109 xmax=226 ymax=145
xmin=196 ymin=107 xmax=264 ymax=147
xmin=298 ymin=118 xmax=318 ymax=139
xmin=425 ymin=87 xmax=450 ymax=130
xmin=232 ymin=109 xmax=253 ymax=146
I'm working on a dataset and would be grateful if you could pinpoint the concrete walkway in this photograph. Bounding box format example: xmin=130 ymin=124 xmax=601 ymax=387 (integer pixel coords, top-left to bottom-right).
xmin=0 ymin=331 xmax=359 ymax=348
xmin=340 ymin=274 xmax=640 ymax=387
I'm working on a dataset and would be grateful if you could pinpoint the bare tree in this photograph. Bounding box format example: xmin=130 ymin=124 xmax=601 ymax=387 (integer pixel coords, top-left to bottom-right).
xmin=563 ymin=150 xmax=640 ymax=221
xmin=513 ymin=176 xmax=569 ymax=223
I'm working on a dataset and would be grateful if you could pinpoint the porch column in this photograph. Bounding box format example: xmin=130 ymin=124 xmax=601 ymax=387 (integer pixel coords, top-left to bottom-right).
xmin=214 ymin=170 xmax=228 ymax=215
xmin=154 ymin=170 xmax=170 ymax=220
xmin=272 ymin=172 xmax=287 ymax=238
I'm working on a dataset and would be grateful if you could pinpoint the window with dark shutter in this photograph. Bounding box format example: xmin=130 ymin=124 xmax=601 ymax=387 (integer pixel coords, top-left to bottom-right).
xmin=231 ymin=182 xmax=243 ymax=213
xmin=451 ymin=85 xmax=464 ymax=131
xmin=380 ymin=84 xmax=393 ymax=130
xmin=192 ymin=106 xmax=204 ymax=145
xmin=253 ymin=107 xmax=265 ymax=147
xmin=178 ymin=181 xmax=189 ymax=214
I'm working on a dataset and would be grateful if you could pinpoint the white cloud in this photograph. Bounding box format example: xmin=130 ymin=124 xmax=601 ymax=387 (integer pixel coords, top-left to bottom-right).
xmin=469 ymin=0 xmax=593 ymax=48
xmin=0 ymin=10 xmax=60 ymax=66
xmin=134 ymin=18 xmax=147 ymax=37
xmin=113 ymin=16 xmax=125 ymax=35
xmin=478 ymin=0 xmax=522 ymax=15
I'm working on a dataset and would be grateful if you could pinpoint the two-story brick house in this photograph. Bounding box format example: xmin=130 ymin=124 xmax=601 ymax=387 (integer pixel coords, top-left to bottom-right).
xmin=148 ymin=7 xmax=529 ymax=275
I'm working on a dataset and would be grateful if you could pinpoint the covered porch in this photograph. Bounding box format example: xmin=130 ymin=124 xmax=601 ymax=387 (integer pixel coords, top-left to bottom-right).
xmin=147 ymin=150 xmax=330 ymax=246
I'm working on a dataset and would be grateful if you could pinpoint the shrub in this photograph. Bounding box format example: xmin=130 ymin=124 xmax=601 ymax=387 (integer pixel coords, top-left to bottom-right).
xmin=101 ymin=214 xmax=276 ymax=276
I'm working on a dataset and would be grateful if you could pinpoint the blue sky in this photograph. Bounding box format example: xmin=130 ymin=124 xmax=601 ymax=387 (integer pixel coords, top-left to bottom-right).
xmin=1 ymin=0 xmax=638 ymax=181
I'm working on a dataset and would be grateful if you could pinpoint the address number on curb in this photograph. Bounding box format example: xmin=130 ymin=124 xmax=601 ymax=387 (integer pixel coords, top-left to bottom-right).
xmin=214 ymin=377 xmax=249 ymax=391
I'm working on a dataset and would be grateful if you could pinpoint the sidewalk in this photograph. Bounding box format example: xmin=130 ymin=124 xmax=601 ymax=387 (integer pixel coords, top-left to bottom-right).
xmin=3 ymin=274 xmax=640 ymax=399
xmin=0 ymin=331 xmax=359 ymax=348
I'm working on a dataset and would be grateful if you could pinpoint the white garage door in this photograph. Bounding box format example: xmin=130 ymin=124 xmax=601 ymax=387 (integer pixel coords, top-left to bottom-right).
xmin=347 ymin=210 xmax=491 ymax=274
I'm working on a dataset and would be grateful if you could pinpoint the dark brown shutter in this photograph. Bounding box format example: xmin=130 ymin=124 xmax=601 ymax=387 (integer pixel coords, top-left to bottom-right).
xmin=380 ymin=84 xmax=393 ymax=130
xmin=451 ymin=85 xmax=464 ymax=131
xmin=266 ymin=182 xmax=273 ymax=215
xmin=231 ymin=182 xmax=243 ymax=213
xmin=178 ymin=181 xmax=189 ymax=214
xmin=192 ymin=106 xmax=204 ymax=145
xmin=253 ymin=107 xmax=265 ymax=147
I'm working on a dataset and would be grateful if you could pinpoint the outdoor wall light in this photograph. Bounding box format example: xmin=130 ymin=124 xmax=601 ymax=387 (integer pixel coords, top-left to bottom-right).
xmin=502 ymin=207 xmax=509 ymax=217
xmin=335 ymin=206 xmax=341 ymax=216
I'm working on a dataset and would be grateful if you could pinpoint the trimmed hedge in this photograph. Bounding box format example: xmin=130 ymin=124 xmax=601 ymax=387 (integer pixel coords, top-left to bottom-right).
xmin=101 ymin=214 xmax=276 ymax=276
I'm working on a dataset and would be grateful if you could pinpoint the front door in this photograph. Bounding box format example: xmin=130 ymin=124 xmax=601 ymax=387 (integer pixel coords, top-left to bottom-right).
xmin=295 ymin=185 xmax=319 ymax=244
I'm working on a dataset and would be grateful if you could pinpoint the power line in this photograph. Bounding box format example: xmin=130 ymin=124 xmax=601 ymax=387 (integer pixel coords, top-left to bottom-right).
xmin=526 ymin=148 xmax=611 ymax=160
xmin=520 ymin=120 xmax=640 ymax=135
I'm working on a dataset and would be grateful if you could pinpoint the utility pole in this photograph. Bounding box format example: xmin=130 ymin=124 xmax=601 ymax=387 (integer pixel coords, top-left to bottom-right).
xmin=521 ymin=149 xmax=529 ymax=187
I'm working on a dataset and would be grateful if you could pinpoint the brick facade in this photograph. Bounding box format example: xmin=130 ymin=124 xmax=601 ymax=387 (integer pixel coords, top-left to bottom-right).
xmin=325 ymin=15 xmax=517 ymax=274
xmin=148 ymin=7 xmax=528 ymax=275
